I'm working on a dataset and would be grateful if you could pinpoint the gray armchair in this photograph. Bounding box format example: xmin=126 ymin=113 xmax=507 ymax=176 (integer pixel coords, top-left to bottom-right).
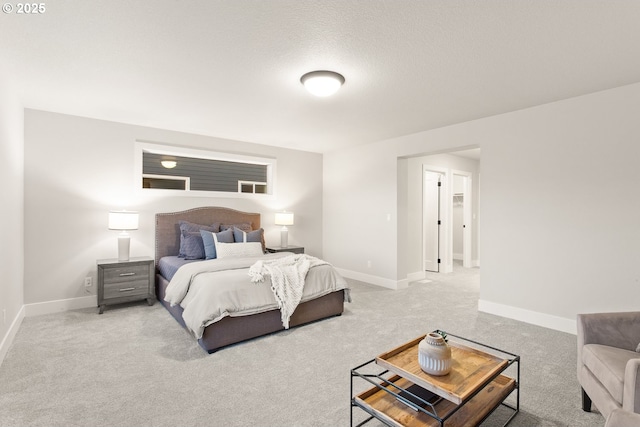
xmin=577 ymin=311 xmax=640 ymax=421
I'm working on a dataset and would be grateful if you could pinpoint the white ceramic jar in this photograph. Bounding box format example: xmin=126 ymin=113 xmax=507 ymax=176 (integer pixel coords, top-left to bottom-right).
xmin=418 ymin=332 xmax=452 ymax=376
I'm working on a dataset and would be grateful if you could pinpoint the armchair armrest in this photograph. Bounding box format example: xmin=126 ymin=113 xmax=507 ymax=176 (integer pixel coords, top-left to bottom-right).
xmin=577 ymin=312 xmax=640 ymax=351
xmin=624 ymin=358 xmax=640 ymax=413
xmin=605 ymin=409 xmax=640 ymax=427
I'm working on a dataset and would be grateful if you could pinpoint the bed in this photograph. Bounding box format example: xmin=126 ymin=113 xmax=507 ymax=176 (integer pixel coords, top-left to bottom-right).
xmin=155 ymin=206 xmax=348 ymax=353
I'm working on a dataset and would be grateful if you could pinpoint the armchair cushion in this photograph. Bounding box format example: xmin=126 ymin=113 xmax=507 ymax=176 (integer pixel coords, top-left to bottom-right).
xmin=583 ymin=344 xmax=640 ymax=404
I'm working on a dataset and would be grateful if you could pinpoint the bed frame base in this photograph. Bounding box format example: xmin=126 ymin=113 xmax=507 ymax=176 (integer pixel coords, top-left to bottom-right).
xmin=156 ymin=273 xmax=344 ymax=353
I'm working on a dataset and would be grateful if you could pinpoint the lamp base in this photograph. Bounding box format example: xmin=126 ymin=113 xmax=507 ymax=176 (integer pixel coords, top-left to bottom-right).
xmin=280 ymin=227 xmax=288 ymax=248
xmin=117 ymin=234 xmax=131 ymax=261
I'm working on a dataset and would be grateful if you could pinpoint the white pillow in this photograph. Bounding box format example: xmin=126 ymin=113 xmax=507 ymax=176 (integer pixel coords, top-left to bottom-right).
xmin=215 ymin=241 xmax=264 ymax=259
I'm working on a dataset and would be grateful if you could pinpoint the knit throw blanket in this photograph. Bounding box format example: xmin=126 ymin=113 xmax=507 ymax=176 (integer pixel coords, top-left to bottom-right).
xmin=248 ymin=254 xmax=328 ymax=329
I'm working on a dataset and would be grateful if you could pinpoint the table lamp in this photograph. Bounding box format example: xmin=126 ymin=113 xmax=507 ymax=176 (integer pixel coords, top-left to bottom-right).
xmin=108 ymin=211 xmax=139 ymax=261
xmin=274 ymin=211 xmax=294 ymax=248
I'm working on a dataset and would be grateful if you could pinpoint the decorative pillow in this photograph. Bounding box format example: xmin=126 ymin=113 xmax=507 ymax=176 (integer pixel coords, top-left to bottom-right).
xmin=200 ymin=228 xmax=234 ymax=260
xmin=220 ymin=222 xmax=252 ymax=232
xmin=233 ymin=227 xmax=264 ymax=243
xmin=178 ymin=221 xmax=219 ymax=257
xmin=214 ymin=241 xmax=264 ymax=259
xmin=181 ymin=230 xmax=205 ymax=260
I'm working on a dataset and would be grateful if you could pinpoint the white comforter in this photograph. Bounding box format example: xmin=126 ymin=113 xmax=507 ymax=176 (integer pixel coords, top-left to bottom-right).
xmin=164 ymin=252 xmax=349 ymax=339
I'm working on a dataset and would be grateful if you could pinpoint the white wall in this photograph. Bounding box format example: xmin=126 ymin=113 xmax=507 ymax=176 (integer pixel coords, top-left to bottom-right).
xmin=325 ymin=82 xmax=640 ymax=332
xmin=324 ymin=141 xmax=399 ymax=288
xmin=0 ymin=72 xmax=25 ymax=363
xmin=23 ymin=110 xmax=323 ymax=307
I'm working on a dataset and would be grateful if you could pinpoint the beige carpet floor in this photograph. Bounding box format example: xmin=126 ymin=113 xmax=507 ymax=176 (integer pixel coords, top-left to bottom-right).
xmin=0 ymin=264 xmax=605 ymax=426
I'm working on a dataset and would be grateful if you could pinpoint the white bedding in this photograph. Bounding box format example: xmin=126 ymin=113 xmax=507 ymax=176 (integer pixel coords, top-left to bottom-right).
xmin=248 ymin=254 xmax=331 ymax=329
xmin=164 ymin=252 xmax=350 ymax=339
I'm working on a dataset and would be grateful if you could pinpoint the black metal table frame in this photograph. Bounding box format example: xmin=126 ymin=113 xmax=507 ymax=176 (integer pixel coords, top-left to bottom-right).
xmin=350 ymin=330 xmax=520 ymax=427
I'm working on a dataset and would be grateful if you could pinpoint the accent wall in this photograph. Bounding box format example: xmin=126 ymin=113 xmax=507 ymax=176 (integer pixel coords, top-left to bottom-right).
xmin=23 ymin=110 xmax=323 ymax=309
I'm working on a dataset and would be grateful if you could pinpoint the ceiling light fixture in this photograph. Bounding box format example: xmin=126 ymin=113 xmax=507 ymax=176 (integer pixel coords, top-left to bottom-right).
xmin=300 ymin=70 xmax=345 ymax=97
xmin=161 ymin=160 xmax=177 ymax=169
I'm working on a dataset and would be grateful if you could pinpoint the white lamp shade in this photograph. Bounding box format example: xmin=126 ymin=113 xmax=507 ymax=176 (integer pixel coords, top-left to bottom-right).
xmin=275 ymin=212 xmax=294 ymax=226
xmin=108 ymin=211 xmax=139 ymax=230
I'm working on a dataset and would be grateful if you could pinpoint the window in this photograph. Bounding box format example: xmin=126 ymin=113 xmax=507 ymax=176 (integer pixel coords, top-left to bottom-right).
xmin=135 ymin=142 xmax=275 ymax=197
xmin=142 ymin=174 xmax=190 ymax=190
xmin=238 ymin=181 xmax=267 ymax=194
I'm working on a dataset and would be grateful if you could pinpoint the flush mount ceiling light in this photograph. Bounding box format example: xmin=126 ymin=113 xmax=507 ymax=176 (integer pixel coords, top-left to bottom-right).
xmin=300 ymin=70 xmax=345 ymax=97
xmin=161 ymin=160 xmax=177 ymax=169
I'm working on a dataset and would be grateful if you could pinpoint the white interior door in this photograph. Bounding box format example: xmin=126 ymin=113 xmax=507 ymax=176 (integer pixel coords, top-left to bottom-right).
xmin=423 ymin=171 xmax=442 ymax=272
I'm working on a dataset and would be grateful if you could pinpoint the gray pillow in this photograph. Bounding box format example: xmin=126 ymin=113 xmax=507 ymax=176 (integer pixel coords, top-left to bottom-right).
xmin=220 ymin=222 xmax=252 ymax=232
xmin=233 ymin=227 xmax=264 ymax=243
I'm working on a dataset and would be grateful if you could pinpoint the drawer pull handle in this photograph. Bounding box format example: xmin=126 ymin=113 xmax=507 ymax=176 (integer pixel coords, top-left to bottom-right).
xmin=119 ymin=272 xmax=136 ymax=277
xmin=119 ymin=287 xmax=136 ymax=292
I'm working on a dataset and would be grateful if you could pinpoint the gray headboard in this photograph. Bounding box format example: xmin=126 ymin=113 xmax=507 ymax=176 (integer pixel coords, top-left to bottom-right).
xmin=155 ymin=206 xmax=262 ymax=265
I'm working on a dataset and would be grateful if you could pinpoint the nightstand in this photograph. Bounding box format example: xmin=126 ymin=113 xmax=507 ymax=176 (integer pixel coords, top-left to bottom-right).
xmin=97 ymin=256 xmax=155 ymax=314
xmin=265 ymin=246 xmax=304 ymax=254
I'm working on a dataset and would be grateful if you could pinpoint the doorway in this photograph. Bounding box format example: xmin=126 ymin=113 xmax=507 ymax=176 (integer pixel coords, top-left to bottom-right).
xmin=399 ymin=149 xmax=479 ymax=282
xmin=422 ymin=165 xmax=475 ymax=274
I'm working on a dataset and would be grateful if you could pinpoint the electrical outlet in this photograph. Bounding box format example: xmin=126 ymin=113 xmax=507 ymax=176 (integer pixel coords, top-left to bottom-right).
xmin=2 ymin=309 xmax=6 ymax=325
xmin=84 ymin=277 xmax=92 ymax=287
xmin=367 ymin=260 xmax=372 ymax=268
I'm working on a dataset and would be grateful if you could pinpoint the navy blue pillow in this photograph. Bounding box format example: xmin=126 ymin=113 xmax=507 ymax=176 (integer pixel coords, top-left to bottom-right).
xmin=200 ymin=228 xmax=234 ymax=259
xmin=181 ymin=230 xmax=205 ymax=260
xmin=178 ymin=221 xmax=219 ymax=258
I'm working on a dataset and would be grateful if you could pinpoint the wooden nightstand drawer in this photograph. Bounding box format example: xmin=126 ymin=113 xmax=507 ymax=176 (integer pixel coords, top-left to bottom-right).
xmin=103 ymin=264 xmax=150 ymax=284
xmin=103 ymin=279 xmax=149 ymax=299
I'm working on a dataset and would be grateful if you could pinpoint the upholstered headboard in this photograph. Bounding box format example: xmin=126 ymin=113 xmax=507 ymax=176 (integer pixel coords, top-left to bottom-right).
xmin=155 ymin=207 xmax=262 ymax=265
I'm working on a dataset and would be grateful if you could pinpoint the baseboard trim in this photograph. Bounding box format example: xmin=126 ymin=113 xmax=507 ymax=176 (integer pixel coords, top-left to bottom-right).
xmin=24 ymin=295 xmax=97 ymax=317
xmin=0 ymin=305 xmax=25 ymax=368
xmin=478 ymin=299 xmax=576 ymax=335
xmin=335 ymin=268 xmax=406 ymax=290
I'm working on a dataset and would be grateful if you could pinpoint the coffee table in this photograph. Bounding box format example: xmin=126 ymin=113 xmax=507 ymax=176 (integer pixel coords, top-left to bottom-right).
xmin=350 ymin=331 xmax=520 ymax=427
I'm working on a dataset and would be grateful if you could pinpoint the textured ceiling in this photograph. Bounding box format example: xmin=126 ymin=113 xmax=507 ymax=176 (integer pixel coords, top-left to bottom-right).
xmin=2 ymin=1 xmax=640 ymax=153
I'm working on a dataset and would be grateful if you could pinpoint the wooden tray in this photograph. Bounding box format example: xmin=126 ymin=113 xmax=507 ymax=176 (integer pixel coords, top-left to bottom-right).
xmin=354 ymin=374 xmax=516 ymax=427
xmin=376 ymin=335 xmax=508 ymax=404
